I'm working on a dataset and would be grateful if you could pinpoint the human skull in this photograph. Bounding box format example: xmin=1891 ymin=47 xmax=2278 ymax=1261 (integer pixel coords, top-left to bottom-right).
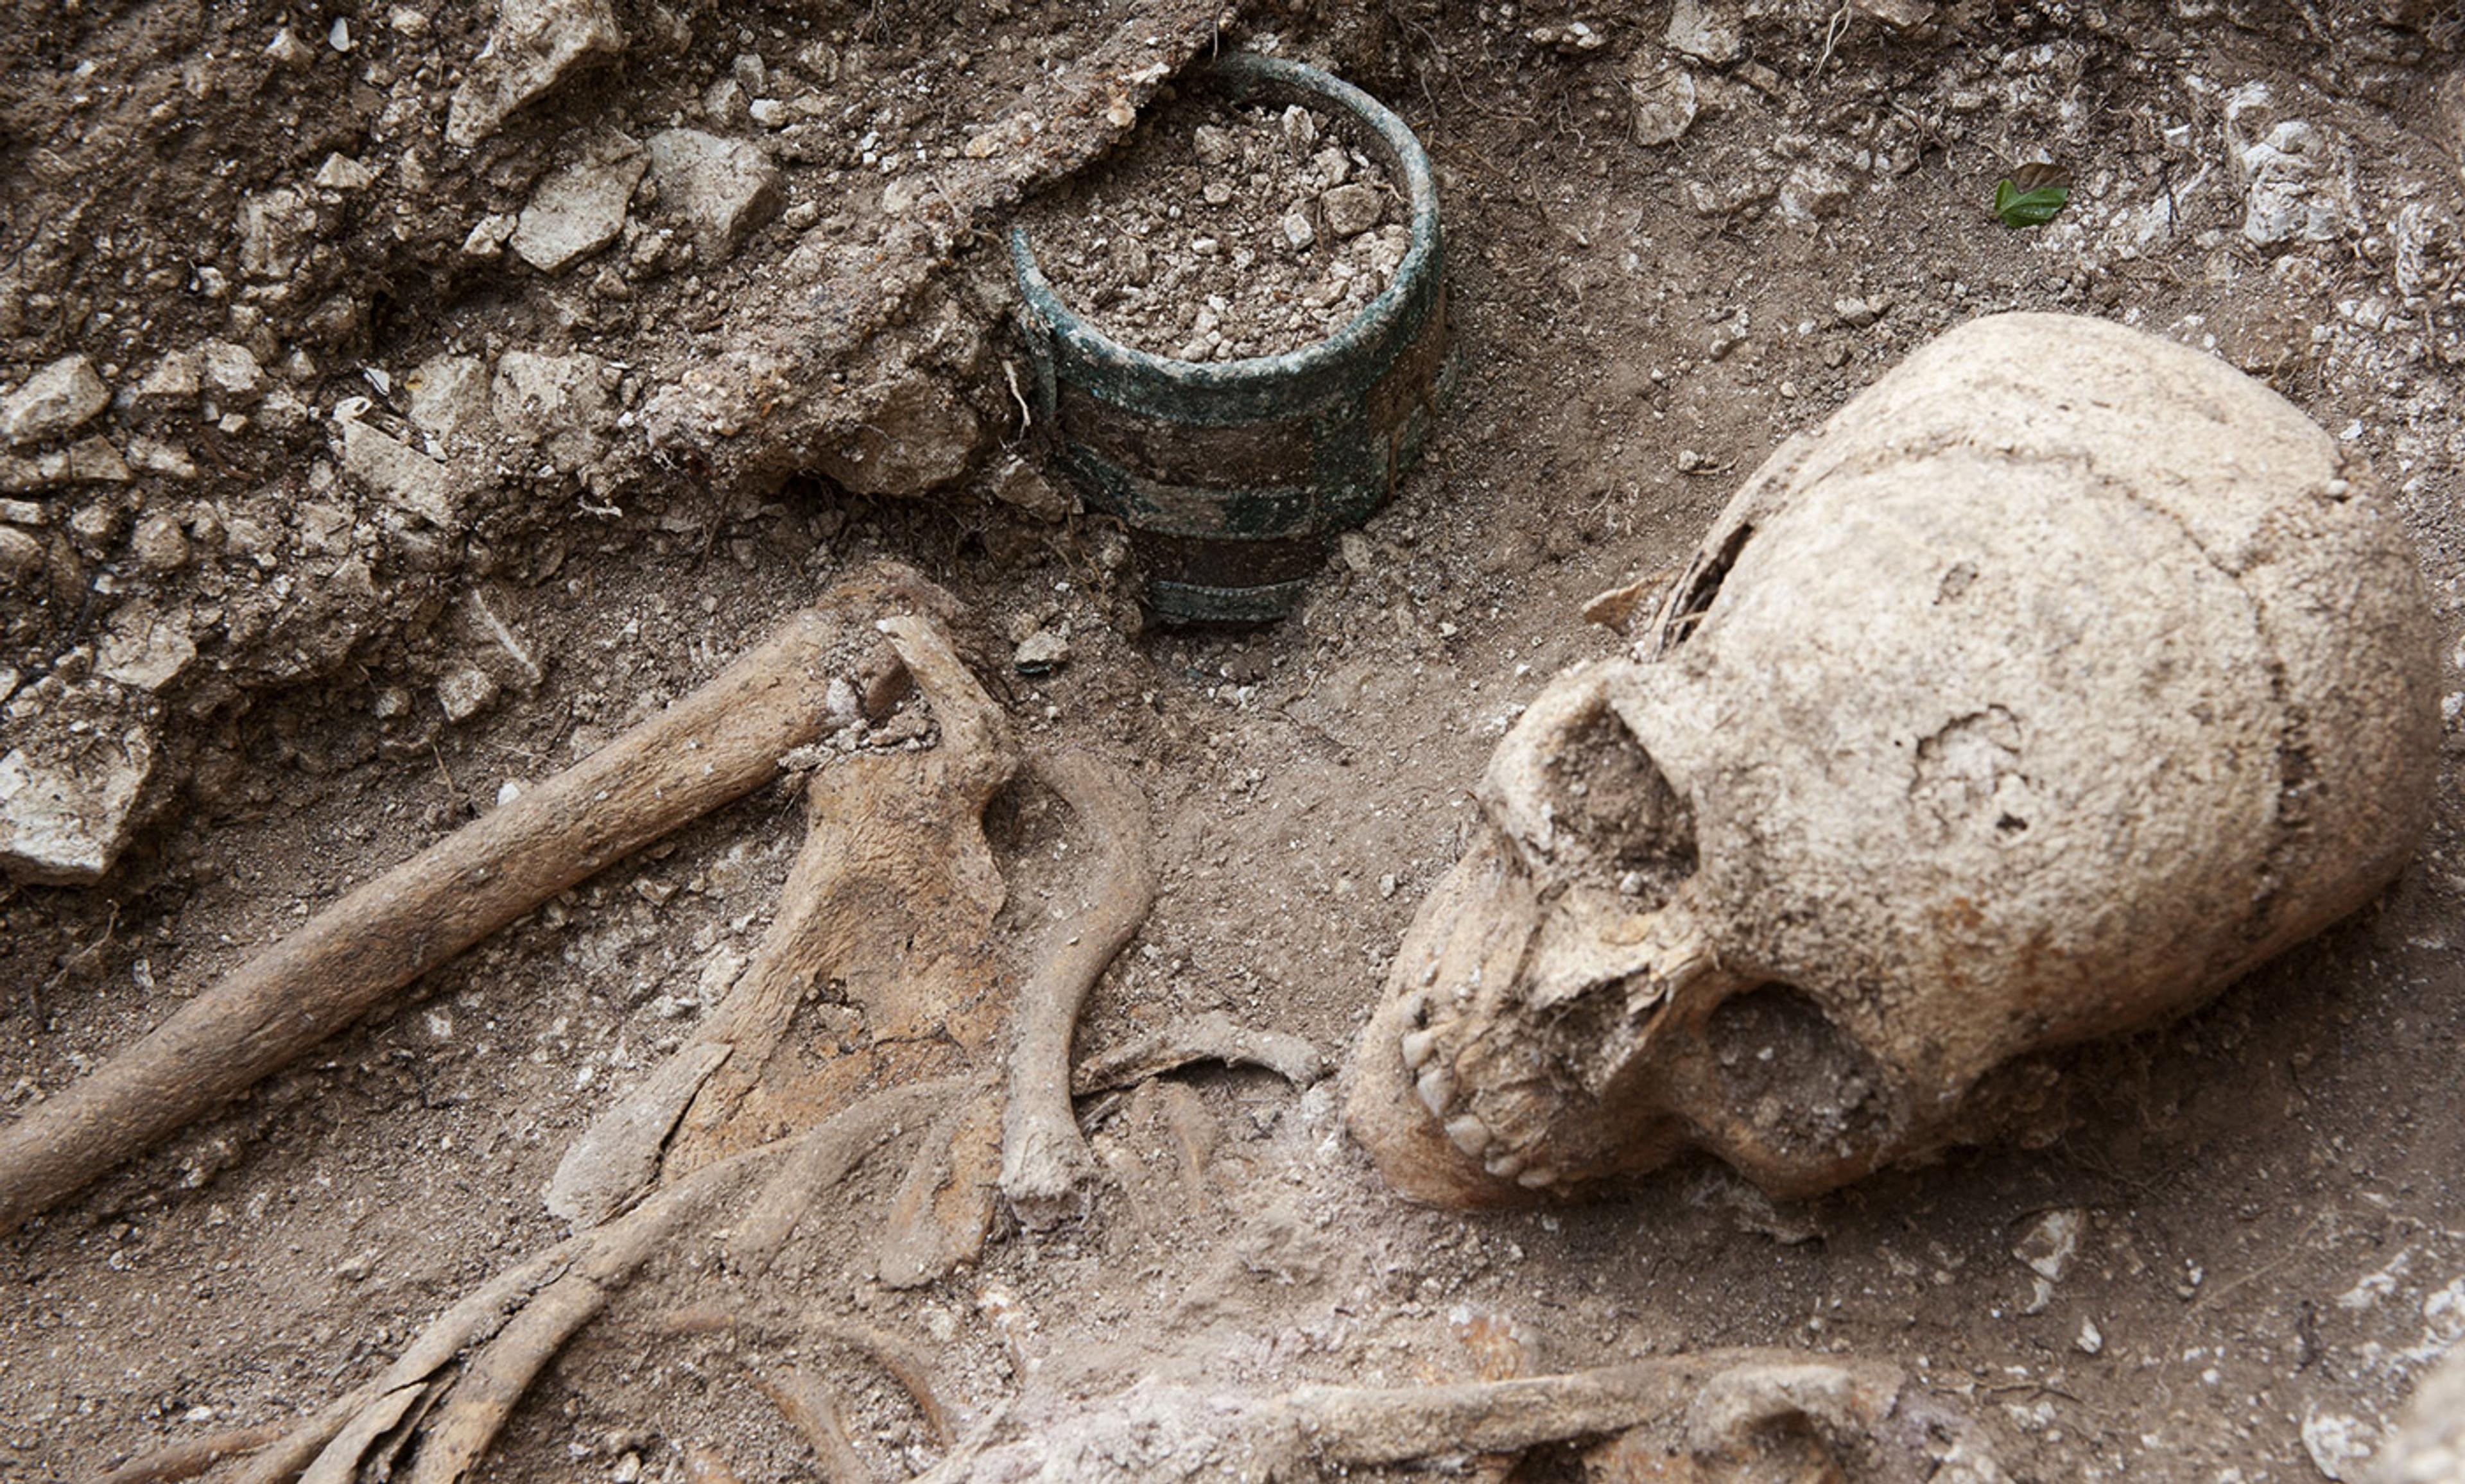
xmin=1348 ymin=313 xmax=2440 ymax=1206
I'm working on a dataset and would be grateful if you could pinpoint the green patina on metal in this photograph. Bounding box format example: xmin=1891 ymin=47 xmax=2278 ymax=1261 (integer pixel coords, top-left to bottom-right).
xmin=1013 ymin=51 xmax=1449 ymax=623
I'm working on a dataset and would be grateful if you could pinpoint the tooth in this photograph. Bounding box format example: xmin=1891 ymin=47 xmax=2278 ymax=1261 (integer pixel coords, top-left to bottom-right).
xmin=1443 ymin=1114 xmax=1493 ymax=1156
xmin=1400 ymin=1028 xmax=1438 ymax=1068
xmin=1514 ymin=1165 xmax=1559 ymax=1189
xmin=1483 ymin=1148 xmax=1527 ymax=1178
xmin=1415 ymin=1065 xmax=1455 ymax=1118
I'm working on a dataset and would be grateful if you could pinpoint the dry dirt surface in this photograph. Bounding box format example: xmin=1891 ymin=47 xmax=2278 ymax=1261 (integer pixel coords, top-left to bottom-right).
xmin=4 ymin=0 xmax=2465 ymax=1481
xmin=1023 ymin=91 xmax=1412 ymax=358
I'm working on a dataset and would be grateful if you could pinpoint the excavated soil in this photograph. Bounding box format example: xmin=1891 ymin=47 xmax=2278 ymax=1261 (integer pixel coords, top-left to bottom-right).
xmin=1025 ymin=90 xmax=1410 ymax=359
xmin=4 ymin=1 xmax=2465 ymax=1481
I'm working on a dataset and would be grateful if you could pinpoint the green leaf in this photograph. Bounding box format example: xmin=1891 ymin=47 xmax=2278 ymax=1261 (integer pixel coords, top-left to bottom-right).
xmin=1994 ymin=177 xmax=2070 ymax=229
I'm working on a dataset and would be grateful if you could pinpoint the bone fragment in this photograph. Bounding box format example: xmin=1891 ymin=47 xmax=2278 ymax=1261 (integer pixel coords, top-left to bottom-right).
xmin=1069 ymin=1010 xmax=1325 ymax=1095
xmin=546 ymin=1041 xmax=732 ymax=1226
xmin=89 ymin=1425 xmax=287 ymax=1484
xmin=680 ymin=1445 xmax=747 ymax=1484
xmin=661 ymin=610 xmax=1021 ymax=1177
xmin=281 ymin=1082 xmax=949 ymax=1484
xmin=998 ymin=750 xmax=1156 ymax=1229
xmin=908 ymin=1349 xmax=1994 ymax=1483
xmin=754 ymin=1367 xmax=876 ymax=1484
xmin=729 ymin=1080 xmax=963 ymax=1268
xmin=552 ymin=609 xmax=1021 ymax=1230
xmin=806 ymin=1318 xmax=958 ymax=1447
xmin=876 ymin=1089 xmax=1005 ymax=1289
xmin=1578 ymin=569 xmax=1673 ymax=635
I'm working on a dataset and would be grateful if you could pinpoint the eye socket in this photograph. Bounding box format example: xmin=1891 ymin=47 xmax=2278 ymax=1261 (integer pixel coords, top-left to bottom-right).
xmin=1539 ymin=702 xmax=1695 ymax=894
xmin=1697 ymin=983 xmax=1890 ymax=1159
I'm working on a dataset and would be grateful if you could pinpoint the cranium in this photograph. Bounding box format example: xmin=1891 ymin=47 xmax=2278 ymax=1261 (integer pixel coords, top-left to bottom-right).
xmin=1348 ymin=313 xmax=2440 ymax=1205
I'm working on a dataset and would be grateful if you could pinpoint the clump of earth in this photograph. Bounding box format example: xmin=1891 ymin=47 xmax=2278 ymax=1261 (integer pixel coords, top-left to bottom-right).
xmin=1025 ymin=91 xmax=1411 ymax=361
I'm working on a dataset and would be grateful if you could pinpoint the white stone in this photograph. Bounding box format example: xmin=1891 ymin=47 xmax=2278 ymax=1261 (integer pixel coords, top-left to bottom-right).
xmin=98 ymin=604 xmax=197 ymax=692
xmin=458 ymin=589 xmax=544 ymax=692
xmin=1778 ymin=162 xmax=1854 ymax=224
xmin=238 ymin=187 xmax=313 ymax=279
xmin=61 ymin=436 xmax=131 ymax=485
xmin=1013 ymin=627 xmax=1070 ymax=675
xmin=129 ymin=352 xmax=201 ymax=413
xmin=1322 ymin=183 xmax=1383 ymax=237
xmin=2301 ymin=1406 xmax=2376 ymax=1481
xmin=462 ymin=213 xmax=519 ymax=260
xmin=437 ymin=665 xmax=501 ymax=723
xmin=0 ymin=527 xmax=40 ymax=587
xmin=265 ymin=25 xmax=315 ymax=71
xmin=1627 ymin=64 xmax=1699 ymax=148
xmin=199 ymin=341 xmax=266 ymax=404
xmin=314 ymin=153 xmax=376 ymax=190
xmin=126 ymin=437 xmax=196 ymax=479
xmin=491 ymin=350 xmax=610 ymax=473
xmin=2224 ymin=82 xmax=2360 ymax=248
xmin=257 ymin=387 xmax=310 ymax=436
xmin=990 ymin=454 xmax=1072 ymax=521
xmin=405 ymin=355 xmax=494 ymax=447
xmin=1665 ymin=0 xmax=1742 ymax=64
xmin=812 ymin=372 xmax=983 ymax=496
xmin=0 ymin=722 xmax=157 ymax=886
xmin=2013 ymin=1209 xmax=2084 ymax=1281
xmin=2440 ymin=71 xmax=2465 ymax=186
xmin=510 ymin=150 xmax=647 ymax=273
xmin=644 ymin=128 xmax=784 ymax=262
xmin=445 ymin=0 xmax=625 ymax=149
xmin=702 ymin=76 xmax=747 ymax=128
xmin=1852 ymin=0 xmax=1937 ymax=26
xmin=340 ymin=418 xmax=458 ymax=528
xmin=2 ymin=356 xmax=109 ymax=447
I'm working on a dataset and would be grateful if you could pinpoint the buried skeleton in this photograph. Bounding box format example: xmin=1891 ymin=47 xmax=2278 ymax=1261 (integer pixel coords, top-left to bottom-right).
xmin=8 ymin=0 xmax=2465 ymax=1474
xmin=42 ymin=311 xmax=2455 ymax=1484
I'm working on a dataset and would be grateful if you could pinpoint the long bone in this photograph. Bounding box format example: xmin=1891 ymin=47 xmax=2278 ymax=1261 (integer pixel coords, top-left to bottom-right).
xmin=0 ymin=563 xmax=962 ymax=1235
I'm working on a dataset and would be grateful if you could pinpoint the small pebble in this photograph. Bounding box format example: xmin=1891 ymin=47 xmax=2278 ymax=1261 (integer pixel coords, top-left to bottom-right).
xmin=1014 ymin=628 xmax=1070 ymax=676
xmin=1322 ymin=182 xmax=1383 ymax=237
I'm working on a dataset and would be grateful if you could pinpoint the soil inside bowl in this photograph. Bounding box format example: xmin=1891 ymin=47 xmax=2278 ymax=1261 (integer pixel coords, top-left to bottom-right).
xmin=1022 ymin=86 xmax=1411 ymax=363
